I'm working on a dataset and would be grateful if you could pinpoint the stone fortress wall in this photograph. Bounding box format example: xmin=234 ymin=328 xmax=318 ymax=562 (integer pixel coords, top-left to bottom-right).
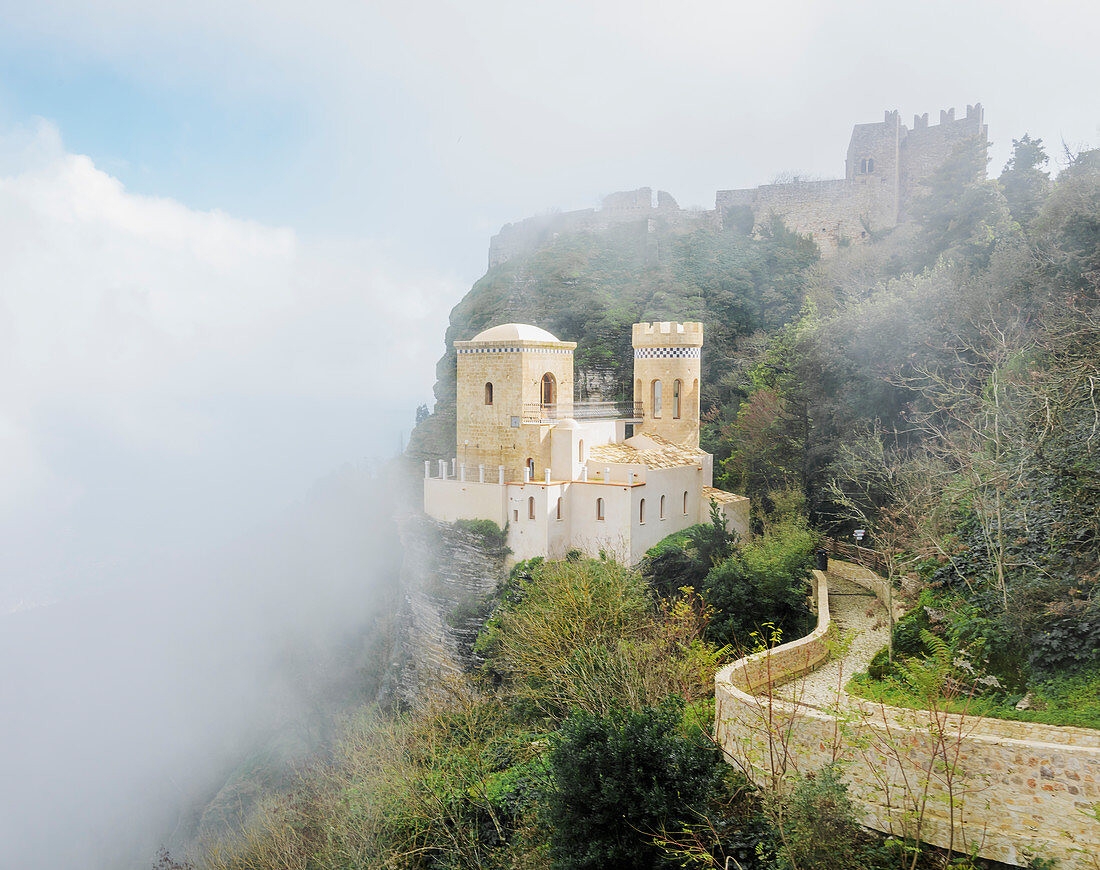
xmin=715 ymin=566 xmax=1100 ymax=869
xmin=488 ymin=187 xmax=715 ymax=268
xmin=488 ymin=104 xmax=987 ymax=265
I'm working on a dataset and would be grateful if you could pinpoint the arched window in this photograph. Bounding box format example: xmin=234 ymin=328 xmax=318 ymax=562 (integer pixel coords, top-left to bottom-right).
xmin=528 ymin=496 xmax=535 ymax=520
xmin=526 ymin=458 xmax=535 ymax=479
xmin=652 ymin=380 xmax=662 ymax=418
xmin=660 ymin=495 xmax=666 ymax=519
xmin=541 ymin=372 xmax=556 ymax=406
xmin=683 ymin=491 xmax=689 ymax=515
xmin=596 ymin=498 xmax=605 ymax=521
xmin=673 ymin=380 xmax=682 ymax=419
xmin=484 ymin=382 xmax=493 ymax=405
xmin=556 ymin=496 xmax=562 ymax=520
xmin=639 ymin=499 xmax=646 ymax=524
xmin=860 ymin=157 xmax=868 ymax=173
xmin=578 ymin=439 xmax=585 ymax=462
xmin=867 ymin=157 xmax=875 ymax=173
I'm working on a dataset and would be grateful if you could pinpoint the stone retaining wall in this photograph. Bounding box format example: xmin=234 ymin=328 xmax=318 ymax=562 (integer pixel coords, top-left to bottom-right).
xmin=715 ymin=569 xmax=1100 ymax=868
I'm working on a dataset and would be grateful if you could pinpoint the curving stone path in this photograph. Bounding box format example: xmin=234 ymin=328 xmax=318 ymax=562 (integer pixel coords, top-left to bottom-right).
xmin=717 ymin=559 xmax=1100 ymax=869
xmin=774 ymin=559 xmax=891 ymax=710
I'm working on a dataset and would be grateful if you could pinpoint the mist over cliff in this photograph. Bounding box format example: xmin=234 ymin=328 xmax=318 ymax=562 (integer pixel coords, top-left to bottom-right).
xmin=0 ymin=462 xmax=406 ymax=869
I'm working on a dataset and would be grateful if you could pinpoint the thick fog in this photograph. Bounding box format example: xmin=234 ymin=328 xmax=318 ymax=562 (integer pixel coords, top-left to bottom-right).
xmin=0 ymin=123 xmax=453 ymax=868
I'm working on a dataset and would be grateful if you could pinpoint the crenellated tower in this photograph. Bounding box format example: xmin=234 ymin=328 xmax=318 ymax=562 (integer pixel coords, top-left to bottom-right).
xmin=632 ymin=321 xmax=702 ymax=447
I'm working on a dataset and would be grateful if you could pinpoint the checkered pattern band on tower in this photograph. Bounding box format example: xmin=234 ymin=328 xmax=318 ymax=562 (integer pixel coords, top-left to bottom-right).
xmin=633 ymin=347 xmax=702 ymax=359
xmin=457 ymin=347 xmax=573 ymax=354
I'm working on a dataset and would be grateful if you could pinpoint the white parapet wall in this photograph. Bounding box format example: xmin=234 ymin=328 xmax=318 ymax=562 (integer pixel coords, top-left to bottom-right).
xmin=715 ymin=569 xmax=1100 ymax=869
xmin=424 ymin=478 xmax=508 ymax=528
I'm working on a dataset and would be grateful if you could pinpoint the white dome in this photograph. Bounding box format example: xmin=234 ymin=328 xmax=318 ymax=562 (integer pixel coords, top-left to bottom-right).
xmin=470 ymin=323 xmax=561 ymax=343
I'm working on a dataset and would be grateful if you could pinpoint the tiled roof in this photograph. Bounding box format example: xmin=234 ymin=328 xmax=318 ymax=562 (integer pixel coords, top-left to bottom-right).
xmin=702 ymin=486 xmax=748 ymax=504
xmin=589 ymin=433 xmax=706 ymax=470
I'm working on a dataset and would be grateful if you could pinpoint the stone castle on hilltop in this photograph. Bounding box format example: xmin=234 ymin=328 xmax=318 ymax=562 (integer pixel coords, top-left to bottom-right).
xmin=488 ymin=103 xmax=986 ymax=263
xmin=423 ymin=320 xmax=749 ymax=564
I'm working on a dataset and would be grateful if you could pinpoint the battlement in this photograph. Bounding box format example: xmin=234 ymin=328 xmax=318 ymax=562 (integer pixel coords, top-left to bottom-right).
xmin=632 ymin=321 xmax=704 ymax=347
xmin=904 ymin=102 xmax=984 ymax=131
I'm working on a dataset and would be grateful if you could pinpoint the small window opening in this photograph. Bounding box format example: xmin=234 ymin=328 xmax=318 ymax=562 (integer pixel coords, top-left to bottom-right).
xmin=541 ymin=372 xmax=556 ymax=406
xmin=484 ymin=382 xmax=493 ymax=405
xmin=527 ymin=458 xmax=535 ymax=479
xmin=683 ymin=491 xmax=689 ymax=515
xmin=867 ymin=157 xmax=875 ymax=173
xmin=597 ymin=498 xmax=605 ymax=521
xmin=639 ymin=498 xmax=646 ymax=524
xmin=556 ymin=496 xmax=562 ymax=520
xmin=513 ymin=509 xmax=519 ymax=522
xmin=652 ymin=380 xmax=663 ymax=418
xmin=578 ymin=439 xmax=585 ymax=462
xmin=528 ymin=496 xmax=535 ymax=520
xmin=673 ymin=380 xmax=682 ymax=419
xmin=660 ymin=495 xmax=666 ymax=519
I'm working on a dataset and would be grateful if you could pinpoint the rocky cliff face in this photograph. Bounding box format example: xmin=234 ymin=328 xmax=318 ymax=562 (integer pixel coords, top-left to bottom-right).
xmin=391 ymin=513 xmax=508 ymax=707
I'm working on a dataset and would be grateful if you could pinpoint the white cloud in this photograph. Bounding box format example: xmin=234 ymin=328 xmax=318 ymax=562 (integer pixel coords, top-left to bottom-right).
xmin=0 ymin=119 xmax=458 ymax=525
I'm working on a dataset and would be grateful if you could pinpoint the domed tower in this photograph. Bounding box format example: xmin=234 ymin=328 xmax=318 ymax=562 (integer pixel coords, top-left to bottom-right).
xmin=632 ymin=321 xmax=702 ymax=447
xmin=454 ymin=323 xmax=576 ymax=480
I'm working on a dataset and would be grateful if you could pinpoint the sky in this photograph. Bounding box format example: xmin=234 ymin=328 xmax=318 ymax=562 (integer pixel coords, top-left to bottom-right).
xmin=0 ymin=0 xmax=1097 ymax=604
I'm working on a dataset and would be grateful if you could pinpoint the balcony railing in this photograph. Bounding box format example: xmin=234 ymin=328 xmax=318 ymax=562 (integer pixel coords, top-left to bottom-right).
xmin=522 ymin=401 xmax=642 ymax=424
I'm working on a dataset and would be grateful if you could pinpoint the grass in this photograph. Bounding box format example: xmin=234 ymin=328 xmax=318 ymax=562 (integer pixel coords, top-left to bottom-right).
xmin=846 ymin=664 xmax=1100 ymax=731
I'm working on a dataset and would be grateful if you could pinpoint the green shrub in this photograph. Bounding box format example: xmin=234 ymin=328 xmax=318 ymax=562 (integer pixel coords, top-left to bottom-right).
xmin=476 ymin=558 xmax=725 ymax=722
xmin=702 ymin=518 xmax=814 ymax=645
xmin=765 ymin=762 xmax=864 ymax=870
xmin=546 ymin=698 xmax=720 ymax=870
xmin=453 ymin=518 xmax=510 ymax=551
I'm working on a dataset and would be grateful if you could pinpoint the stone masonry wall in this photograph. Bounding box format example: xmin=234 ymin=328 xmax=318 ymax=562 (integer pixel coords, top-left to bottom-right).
xmin=488 ymin=104 xmax=986 ymax=266
xmin=715 ymin=569 xmax=1100 ymax=868
xmin=488 ymin=187 xmax=716 ymax=268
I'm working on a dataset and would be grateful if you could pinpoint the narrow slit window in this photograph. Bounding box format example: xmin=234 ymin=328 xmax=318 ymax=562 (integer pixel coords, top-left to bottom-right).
xmin=528 ymin=497 xmax=535 ymax=520
xmin=597 ymin=498 xmax=605 ymax=521
xmin=639 ymin=499 xmax=646 ymax=524
xmin=652 ymin=380 xmax=662 ymax=418
xmin=673 ymin=380 xmax=681 ymax=419
xmin=683 ymin=491 xmax=689 ymax=515
xmin=484 ymin=382 xmax=493 ymax=405
xmin=660 ymin=495 xmax=666 ymax=519
xmin=556 ymin=496 xmax=562 ymax=520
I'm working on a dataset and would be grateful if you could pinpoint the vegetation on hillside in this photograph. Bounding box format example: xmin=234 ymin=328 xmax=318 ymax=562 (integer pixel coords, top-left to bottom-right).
xmin=172 ymin=131 xmax=1100 ymax=868
xmin=187 ymin=534 xmax=976 ymax=870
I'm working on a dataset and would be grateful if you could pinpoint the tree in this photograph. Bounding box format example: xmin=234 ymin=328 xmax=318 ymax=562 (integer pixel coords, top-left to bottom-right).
xmin=547 ymin=699 xmax=720 ymax=870
xmin=911 ymin=135 xmax=1014 ymax=272
xmin=998 ymin=134 xmax=1051 ymax=229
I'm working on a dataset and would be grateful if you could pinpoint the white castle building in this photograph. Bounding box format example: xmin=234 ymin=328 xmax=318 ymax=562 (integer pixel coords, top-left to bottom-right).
xmin=423 ymin=320 xmax=749 ymax=564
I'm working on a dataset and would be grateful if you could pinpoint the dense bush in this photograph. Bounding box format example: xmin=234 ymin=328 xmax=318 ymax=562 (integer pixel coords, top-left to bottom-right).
xmin=476 ymin=557 xmax=725 ymax=721
xmin=546 ymin=698 xmax=721 ymax=870
xmin=702 ymin=519 xmax=815 ymax=645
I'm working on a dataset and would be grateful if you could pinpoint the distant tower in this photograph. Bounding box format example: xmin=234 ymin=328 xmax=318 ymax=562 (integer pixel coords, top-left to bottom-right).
xmin=632 ymin=321 xmax=702 ymax=447
xmin=454 ymin=323 xmax=576 ymax=479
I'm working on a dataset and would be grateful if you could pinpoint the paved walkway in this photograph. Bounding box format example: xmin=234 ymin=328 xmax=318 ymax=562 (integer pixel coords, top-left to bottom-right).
xmin=775 ymin=560 xmax=891 ymax=710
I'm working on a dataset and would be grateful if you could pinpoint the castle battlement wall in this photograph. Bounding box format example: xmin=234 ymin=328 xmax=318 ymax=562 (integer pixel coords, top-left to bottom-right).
xmin=487 ymin=187 xmax=717 ymax=268
xmin=488 ymin=103 xmax=987 ymax=265
xmin=632 ymin=320 xmax=704 ymax=347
